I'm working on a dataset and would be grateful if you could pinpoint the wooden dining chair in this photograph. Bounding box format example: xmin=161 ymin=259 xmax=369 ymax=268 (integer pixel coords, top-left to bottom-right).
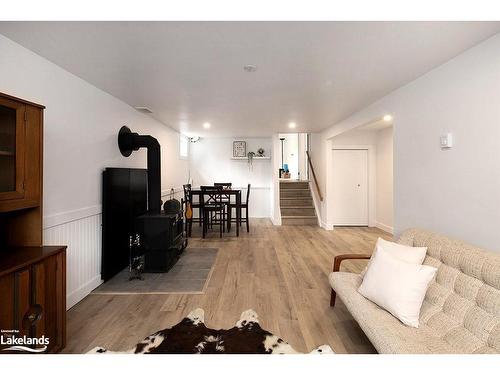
xmin=227 ymin=183 xmax=251 ymax=233
xmin=200 ymin=185 xmax=225 ymax=238
xmin=214 ymin=182 xmax=232 ymax=214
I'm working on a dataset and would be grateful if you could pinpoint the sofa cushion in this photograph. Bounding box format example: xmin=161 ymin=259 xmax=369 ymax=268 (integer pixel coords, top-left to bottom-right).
xmin=358 ymin=246 xmax=437 ymax=327
xmin=399 ymin=229 xmax=500 ymax=353
xmin=360 ymin=237 xmax=427 ymax=277
xmin=329 ymin=272 xmax=460 ymax=353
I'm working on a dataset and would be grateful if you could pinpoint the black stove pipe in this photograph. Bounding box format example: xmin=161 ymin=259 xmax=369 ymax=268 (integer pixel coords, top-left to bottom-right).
xmin=118 ymin=126 xmax=161 ymax=215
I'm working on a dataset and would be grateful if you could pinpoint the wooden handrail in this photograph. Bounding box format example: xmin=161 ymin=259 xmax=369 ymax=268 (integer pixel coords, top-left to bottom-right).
xmin=305 ymin=151 xmax=323 ymax=201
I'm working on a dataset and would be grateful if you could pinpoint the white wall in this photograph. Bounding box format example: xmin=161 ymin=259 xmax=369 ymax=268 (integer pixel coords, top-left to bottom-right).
xmin=189 ymin=137 xmax=272 ymax=217
xmin=317 ymin=33 xmax=500 ymax=252
xmin=0 ymin=35 xmax=189 ymax=307
xmin=376 ymin=127 xmax=394 ymax=233
xmin=298 ymin=133 xmax=308 ymax=181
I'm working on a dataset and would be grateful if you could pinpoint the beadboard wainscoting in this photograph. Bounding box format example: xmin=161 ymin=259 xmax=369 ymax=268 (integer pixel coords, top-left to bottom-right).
xmin=44 ymin=209 xmax=102 ymax=309
xmin=43 ymin=188 xmax=185 ymax=310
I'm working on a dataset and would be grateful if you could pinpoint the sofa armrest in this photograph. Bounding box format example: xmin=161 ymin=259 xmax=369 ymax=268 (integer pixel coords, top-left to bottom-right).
xmin=332 ymin=254 xmax=371 ymax=272
xmin=330 ymin=254 xmax=370 ymax=308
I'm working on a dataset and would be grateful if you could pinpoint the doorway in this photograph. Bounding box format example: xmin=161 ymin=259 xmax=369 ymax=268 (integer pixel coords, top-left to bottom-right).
xmin=278 ymin=133 xmax=309 ymax=181
xmin=329 ymin=118 xmax=394 ymax=233
xmin=332 ymin=149 xmax=369 ymax=226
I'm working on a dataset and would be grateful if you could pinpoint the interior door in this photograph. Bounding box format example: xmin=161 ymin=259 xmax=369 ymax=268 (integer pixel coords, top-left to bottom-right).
xmin=332 ymin=149 xmax=368 ymax=226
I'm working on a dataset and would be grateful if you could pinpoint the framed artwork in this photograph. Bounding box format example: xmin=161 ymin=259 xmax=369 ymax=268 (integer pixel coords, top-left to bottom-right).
xmin=233 ymin=140 xmax=247 ymax=157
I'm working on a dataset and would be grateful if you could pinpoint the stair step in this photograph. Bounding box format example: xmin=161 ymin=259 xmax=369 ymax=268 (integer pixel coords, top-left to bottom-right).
xmin=279 ymin=181 xmax=309 ymax=189
xmin=280 ymin=207 xmax=316 ymax=216
xmin=281 ymin=216 xmax=318 ymax=226
xmin=280 ymin=198 xmax=313 ymax=207
xmin=280 ymin=189 xmax=311 ymax=198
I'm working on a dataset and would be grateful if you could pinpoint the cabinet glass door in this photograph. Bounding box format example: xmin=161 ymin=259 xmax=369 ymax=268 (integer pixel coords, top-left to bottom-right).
xmin=0 ymin=97 xmax=25 ymax=200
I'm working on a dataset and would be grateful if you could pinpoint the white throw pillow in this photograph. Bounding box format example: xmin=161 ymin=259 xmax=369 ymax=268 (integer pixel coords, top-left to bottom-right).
xmin=360 ymin=237 xmax=427 ymax=277
xmin=358 ymin=246 xmax=437 ymax=328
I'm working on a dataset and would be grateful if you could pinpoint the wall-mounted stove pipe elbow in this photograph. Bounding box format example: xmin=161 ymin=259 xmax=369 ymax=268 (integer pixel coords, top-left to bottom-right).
xmin=118 ymin=126 xmax=161 ymax=214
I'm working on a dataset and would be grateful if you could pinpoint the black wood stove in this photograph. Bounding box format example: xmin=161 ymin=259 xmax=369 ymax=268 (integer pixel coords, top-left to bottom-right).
xmin=101 ymin=127 xmax=187 ymax=281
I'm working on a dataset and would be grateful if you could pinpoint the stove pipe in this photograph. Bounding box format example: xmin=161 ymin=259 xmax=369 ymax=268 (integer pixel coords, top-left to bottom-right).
xmin=118 ymin=126 xmax=161 ymax=214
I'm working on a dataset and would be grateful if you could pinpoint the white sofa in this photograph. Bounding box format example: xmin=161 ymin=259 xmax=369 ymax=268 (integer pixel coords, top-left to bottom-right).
xmin=329 ymin=228 xmax=500 ymax=354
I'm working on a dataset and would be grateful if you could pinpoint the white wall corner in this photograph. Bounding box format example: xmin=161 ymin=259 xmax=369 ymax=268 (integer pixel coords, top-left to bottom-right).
xmin=321 ymin=221 xmax=334 ymax=230
xmin=376 ymin=222 xmax=394 ymax=235
xmin=271 ymin=216 xmax=282 ymax=226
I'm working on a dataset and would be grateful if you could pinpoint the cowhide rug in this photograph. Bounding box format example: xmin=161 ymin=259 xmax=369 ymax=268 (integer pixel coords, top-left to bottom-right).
xmin=88 ymin=308 xmax=333 ymax=354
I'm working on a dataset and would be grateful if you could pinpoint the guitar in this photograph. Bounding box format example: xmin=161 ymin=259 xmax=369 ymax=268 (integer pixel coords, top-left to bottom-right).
xmin=184 ymin=175 xmax=193 ymax=220
xmin=185 ymin=200 xmax=193 ymax=220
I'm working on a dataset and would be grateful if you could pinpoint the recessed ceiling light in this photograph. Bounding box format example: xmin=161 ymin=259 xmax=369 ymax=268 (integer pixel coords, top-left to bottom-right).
xmin=243 ymin=64 xmax=257 ymax=73
xmin=288 ymin=122 xmax=296 ymax=129
xmin=203 ymin=122 xmax=211 ymax=129
xmin=383 ymin=114 xmax=393 ymax=122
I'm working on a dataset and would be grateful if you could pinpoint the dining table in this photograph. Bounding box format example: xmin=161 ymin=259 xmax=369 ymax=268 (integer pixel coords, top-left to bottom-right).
xmin=189 ymin=187 xmax=242 ymax=237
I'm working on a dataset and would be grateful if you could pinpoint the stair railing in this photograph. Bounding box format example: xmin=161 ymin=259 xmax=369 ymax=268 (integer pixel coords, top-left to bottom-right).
xmin=305 ymin=151 xmax=323 ymax=201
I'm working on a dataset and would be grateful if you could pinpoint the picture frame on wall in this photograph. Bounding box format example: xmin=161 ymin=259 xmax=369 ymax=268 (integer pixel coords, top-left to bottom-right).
xmin=233 ymin=140 xmax=246 ymax=157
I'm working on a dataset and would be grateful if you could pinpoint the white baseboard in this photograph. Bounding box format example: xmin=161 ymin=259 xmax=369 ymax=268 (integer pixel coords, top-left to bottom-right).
xmin=271 ymin=216 xmax=282 ymax=226
xmin=376 ymin=222 xmax=394 ymax=234
xmin=321 ymin=221 xmax=334 ymax=230
xmin=66 ymin=275 xmax=102 ymax=310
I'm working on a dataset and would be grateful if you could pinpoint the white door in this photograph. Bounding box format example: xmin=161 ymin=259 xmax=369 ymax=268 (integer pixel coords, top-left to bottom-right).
xmin=332 ymin=149 xmax=369 ymax=226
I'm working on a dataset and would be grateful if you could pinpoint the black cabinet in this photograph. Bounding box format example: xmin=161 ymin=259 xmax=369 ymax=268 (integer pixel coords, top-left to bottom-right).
xmin=102 ymin=168 xmax=147 ymax=281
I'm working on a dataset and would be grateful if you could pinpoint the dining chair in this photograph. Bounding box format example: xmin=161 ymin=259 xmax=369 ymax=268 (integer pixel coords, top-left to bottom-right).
xmin=200 ymin=185 xmax=225 ymax=238
xmin=227 ymin=183 xmax=251 ymax=232
xmin=183 ymin=184 xmax=202 ymax=237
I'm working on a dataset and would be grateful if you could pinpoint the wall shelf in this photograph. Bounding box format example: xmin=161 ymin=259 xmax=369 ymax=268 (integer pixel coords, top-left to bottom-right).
xmin=230 ymin=156 xmax=271 ymax=160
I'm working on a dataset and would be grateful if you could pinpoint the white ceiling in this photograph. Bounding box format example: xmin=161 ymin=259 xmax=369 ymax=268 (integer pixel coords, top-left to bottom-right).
xmin=1 ymin=22 xmax=499 ymax=137
xmin=359 ymin=118 xmax=393 ymax=131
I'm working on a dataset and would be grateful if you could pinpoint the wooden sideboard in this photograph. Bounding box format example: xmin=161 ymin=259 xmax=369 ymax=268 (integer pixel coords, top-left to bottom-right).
xmin=0 ymin=92 xmax=67 ymax=353
xmin=0 ymin=246 xmax=66 ymax=353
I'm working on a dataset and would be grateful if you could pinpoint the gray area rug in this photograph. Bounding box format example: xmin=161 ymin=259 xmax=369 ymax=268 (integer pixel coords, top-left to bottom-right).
xmin=92 ymin=247 xmax=218 ymax=295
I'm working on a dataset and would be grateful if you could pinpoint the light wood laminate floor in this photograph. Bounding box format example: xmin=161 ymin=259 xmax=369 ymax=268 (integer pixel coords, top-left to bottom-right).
xmin=65 ymin=219 xmax=391 ymax=353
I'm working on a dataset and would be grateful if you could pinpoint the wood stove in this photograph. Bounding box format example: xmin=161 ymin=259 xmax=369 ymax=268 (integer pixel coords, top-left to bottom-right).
xmin=101 ymin=127 xmax=187 ymax=281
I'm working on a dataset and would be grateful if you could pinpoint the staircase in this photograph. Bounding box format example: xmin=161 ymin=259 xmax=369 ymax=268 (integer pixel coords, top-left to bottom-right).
xmin=280 ymin=180 xmax=318 ymax=225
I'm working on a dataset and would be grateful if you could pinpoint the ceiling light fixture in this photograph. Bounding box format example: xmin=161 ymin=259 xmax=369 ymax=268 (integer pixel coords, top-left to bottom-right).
xmin=288 ymin=122 xmax=296 ymax=129
xmin=383 ymin=114 xmax=393 ymax=122
xmin=203 ymin=122 xmax=211 ymax=129
xmin=243 ymin=64 xmax=257 ymax=73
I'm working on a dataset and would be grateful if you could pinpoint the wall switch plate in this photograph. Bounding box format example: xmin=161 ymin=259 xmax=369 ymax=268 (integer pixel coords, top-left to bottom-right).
xmin=440 ymin=133 xmax=453 ymax=148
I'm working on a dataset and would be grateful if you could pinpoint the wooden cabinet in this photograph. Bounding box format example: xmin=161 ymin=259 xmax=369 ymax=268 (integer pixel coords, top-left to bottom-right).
xmin=0 ymin=92 xmax=44 ymax=248
xmin=0 ymin=247 xmax=66 ymax=353
xmin=0 ymin=92 xmax=66 ymax=353
xmin=0 ymin=93 xmax=43 ymax=213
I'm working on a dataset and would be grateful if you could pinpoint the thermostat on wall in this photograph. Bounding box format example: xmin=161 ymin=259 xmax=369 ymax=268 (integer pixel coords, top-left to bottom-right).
xmin=440 ymin=133 xmax=453 ymax=149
